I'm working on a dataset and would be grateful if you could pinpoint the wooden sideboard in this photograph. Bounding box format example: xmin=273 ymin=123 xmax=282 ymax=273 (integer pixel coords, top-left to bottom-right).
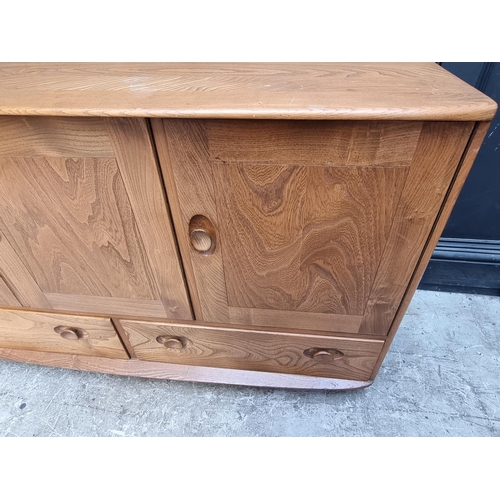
xmin=0 ymin=63 xmax=495 ymax=389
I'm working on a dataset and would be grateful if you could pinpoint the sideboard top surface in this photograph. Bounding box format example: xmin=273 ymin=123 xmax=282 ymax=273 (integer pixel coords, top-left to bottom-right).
xmin=0 ymin=63 xmax=496 ymax=121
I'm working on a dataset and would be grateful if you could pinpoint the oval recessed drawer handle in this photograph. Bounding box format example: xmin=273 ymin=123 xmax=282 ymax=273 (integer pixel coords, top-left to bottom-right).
xmin=303 ymin=348 xmax=345 ymax=361
xmin=189 ymin=215 xmax=216 ymax=255
xmin=54 ymin=325 xmax=88 ymax=340
xmin=156 ymin=335 xmax=186 ymax=350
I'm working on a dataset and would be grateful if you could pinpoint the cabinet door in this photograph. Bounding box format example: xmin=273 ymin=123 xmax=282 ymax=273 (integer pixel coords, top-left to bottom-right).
xmin=0 ymin=308 xmax=128 ymax=359
xmin=0 ymin=117 xmax=191 ymax=320
xmin=154 ymin=119 xmax=473 ymax=335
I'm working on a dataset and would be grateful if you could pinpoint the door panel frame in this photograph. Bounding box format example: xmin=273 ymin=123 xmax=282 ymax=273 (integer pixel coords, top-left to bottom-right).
xmin=0 ymin=117 xmax=192 ymax=320
xmin=155 ymin=118 xmax=474 ymax=335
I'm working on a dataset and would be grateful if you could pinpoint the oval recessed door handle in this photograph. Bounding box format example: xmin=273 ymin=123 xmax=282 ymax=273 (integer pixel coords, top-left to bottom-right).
xmin=156 ymin=335 xmax=186 ymax=350
xmin=54 ymin=325 xmax=89 ymax=340
xmin=189 ymin=215 xmax=216 ymax=255
xmin=303 ymin=348 xmax=345 ymax=361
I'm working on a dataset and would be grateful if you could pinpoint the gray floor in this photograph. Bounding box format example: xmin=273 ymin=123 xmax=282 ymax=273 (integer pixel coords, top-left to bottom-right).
xmin=0 ymin=290 xmax=499 ymax=437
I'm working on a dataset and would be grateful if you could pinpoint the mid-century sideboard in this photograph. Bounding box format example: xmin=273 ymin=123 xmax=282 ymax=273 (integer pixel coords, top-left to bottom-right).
xmin=0 ymin=63 xmax=495 ymax=389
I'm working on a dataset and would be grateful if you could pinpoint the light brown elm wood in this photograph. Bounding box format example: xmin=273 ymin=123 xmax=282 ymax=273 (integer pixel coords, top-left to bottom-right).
xmin=110 ymin=318 xmax=137 ymax=359
xmin=227 ymin=307 xmax=362 ymax=334
xmin=359 ymin=121 xmax=474 ymax=334
xmin=0 ymin=116 xmax=192 ymax=319
xmin=159 ymin=120 xmax=406 ymax=332
xmin=107 ymin=118 xmax=192 ymax=320
xmin=0 ymin=348 xmax=373 ymax=390
xmin=0 ymin=156 xmax=160 ymax=301
xmin=207 ymin=120 xmax=423 ymax=167
xmin=160 ymin=119 xmax=477 ymax=335
xmin=120 ymin=319 xmax=384 ymax=381
xmin=370 ymin=121 xmax=492 ymax=378
xmin=155 ymin=119 xmax=229 ymax=322
xmin=188 ymin=215 xmax=217 ymax=255
xmin=0 ymin=308 xmax=128 ymax=359
xmin=157 ymin=119 xmax=411 ymax=332
xmin=0 ymin=63 xmax=495 ymax=121
xmin=0 ymin=116 xmax=114 ymax=157
xmin=45 ymin=293 xmax=166 ymax=319
xmin=0 ymin=228 xmax=51 ymax=309
xmin=0 ymin=64 xmax=494 ymax=389
xmin=213 ymin=162 xmax=408 ymax=316
xmin=0 ymin=304 xmax=387 ymax=341
xmin=0 ymin=277 xmax=21 ymax=306
xmin=149 ymin=119 xmax=204 ymax=320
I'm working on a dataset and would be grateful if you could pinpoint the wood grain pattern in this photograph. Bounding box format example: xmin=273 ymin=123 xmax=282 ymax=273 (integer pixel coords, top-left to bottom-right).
xmin=228 ymin=307 xmax=362 ymax=334
xmin=120 ymin=319 xmax=384 ymax=380
xmin=45 ymin=293 xmax=166 ymax=319
xmin=0 ymin=66 xmax=491 ymax=389
xmin=207 ymin=120 xmax=423 ymax=167
xmin=159 ymin=119 xmax=413 ymax=332
xmin=149 ymin=119 xmax=204 ymax=319
xmin=214 ymin=163 xmax=408 ymax=316
xmin=0 ymin=304 xmax=386 ymax=340
xmin=0 ymin=116 xmax=191 ymax=320
xmin=0 ymin=348 xmax=373 ymax=390
xmin=157 ymin=119 xmax=229 ymax=322
xmin=0 ymin=228 xmax=52 ymax=308
xmin=0 ymin=277 xmax=21 ymax=306
xmin=0 ymin=308 xmax=128 ymax=359
xmin=0 ymin=63 xmax=495 ymax=120
xmin=160 ymin=118 xmax=477 ymax=336
xmin=370 ymin=121 xmax=492 ymax=378
xmin=0 ymin=116 xmax=114 ymax=157
xmin=0 ymin=156 xmax=159 ymax=300
xmin=107 ymin=118 xmax=192 ymax=320
xmin=110 ymin=318 xmax=137 ymax=359
xmin=359 ymin=121 xmax=474 ymax=334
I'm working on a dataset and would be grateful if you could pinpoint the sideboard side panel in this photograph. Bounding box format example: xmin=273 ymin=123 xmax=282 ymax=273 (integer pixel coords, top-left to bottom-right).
xmin=359 ymin=121 xmax=475 ymax=334
xmin=370 ymin=121 xmax=491 ymax=377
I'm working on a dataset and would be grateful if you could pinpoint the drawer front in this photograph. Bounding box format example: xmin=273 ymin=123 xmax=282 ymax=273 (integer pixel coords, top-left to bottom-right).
xmin=0 ymin=308 xmax=128 ymax=359
xmin=120 ymin=320 xmax=384 ymax=381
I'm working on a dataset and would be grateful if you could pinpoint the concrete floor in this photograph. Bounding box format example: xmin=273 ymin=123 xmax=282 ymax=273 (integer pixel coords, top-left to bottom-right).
xmin=0 ymin=290 xmax=499 ymax=436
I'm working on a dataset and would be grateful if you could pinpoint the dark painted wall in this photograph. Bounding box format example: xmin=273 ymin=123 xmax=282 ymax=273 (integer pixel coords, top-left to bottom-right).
xmin=419 ymin=63 xmax=500 ymax=295
xmin=441 ymin=63 xmax=500 ymax=240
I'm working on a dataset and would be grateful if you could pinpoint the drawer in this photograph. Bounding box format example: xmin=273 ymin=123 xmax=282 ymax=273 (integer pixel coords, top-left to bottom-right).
xmin=0 ymin=308 xmax=128 ymax=359
xmin=120 ymin=320 xmax=384 ymax=381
